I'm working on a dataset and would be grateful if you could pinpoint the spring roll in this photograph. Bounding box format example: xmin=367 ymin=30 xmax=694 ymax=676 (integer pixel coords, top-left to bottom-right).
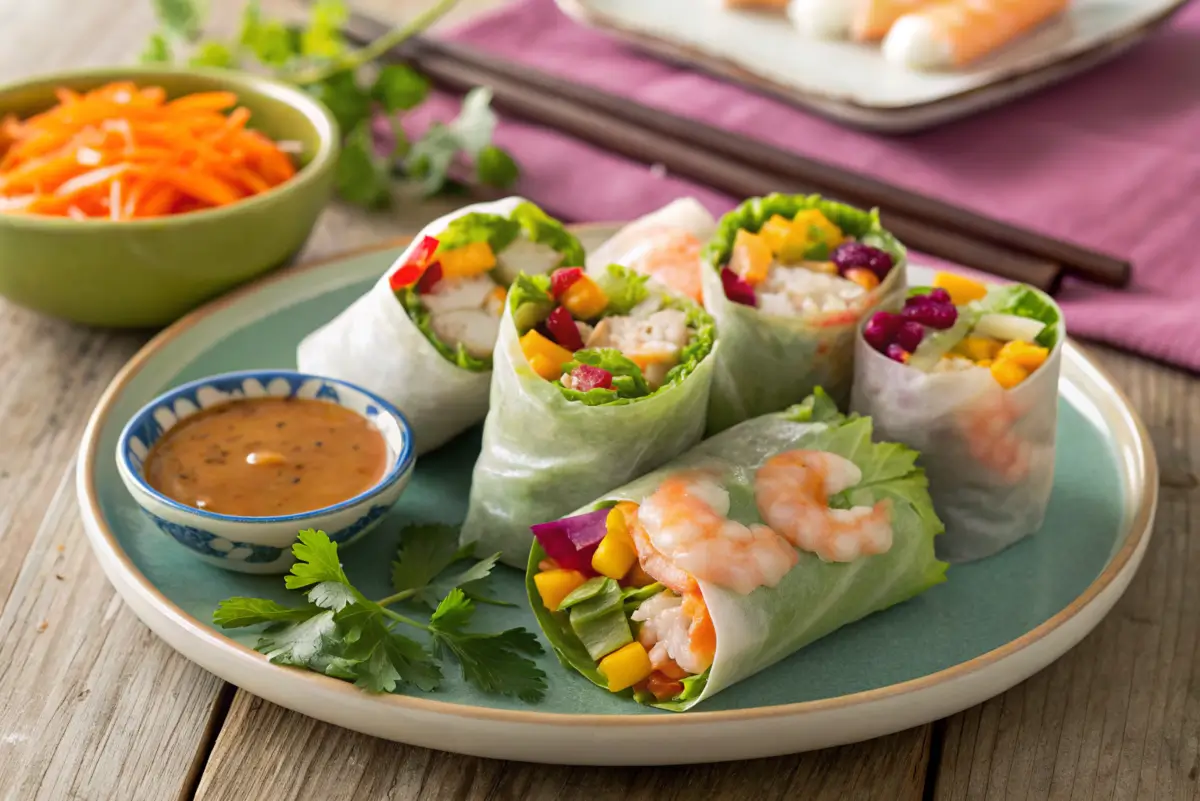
xmin=850 ymin=272 xmax=1064 ymax=562
xmin=883 ymin=0 xmax=1069 ymax=70
xmin=297 ymin=197 xmax=583 ymax=455
xmin=788 ymin=0 xmax=936 ymax=41
xmin=459 ymin=264 xmax=717 ymax=566
xmin=586 ymin=198 xmax=717 ymax=305
xmin=701 ymin=193 xmax=907 ymax=435
xmin=526 ymin=390 xmax=947 ymax=710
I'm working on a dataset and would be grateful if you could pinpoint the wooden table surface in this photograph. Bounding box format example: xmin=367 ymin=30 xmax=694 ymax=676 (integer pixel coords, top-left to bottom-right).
xmin=1 ymin=2 xmax=1197 ymax=799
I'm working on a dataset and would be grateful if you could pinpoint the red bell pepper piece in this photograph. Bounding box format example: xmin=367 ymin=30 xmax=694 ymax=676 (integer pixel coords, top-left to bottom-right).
xmin=415 ymin=262 xmax=444 ymax=294
xmin=721 ymin=267 xmax=758 ymax=307
xmin=545 ymin=305 xmax=584 ymax=351
xmin=570 ymin=364 xmax=613 ymax=391
xmin=550 ymin=267 xmax=584 ymax=299
xmin=388 ymin=235 xmax=440 ymax=293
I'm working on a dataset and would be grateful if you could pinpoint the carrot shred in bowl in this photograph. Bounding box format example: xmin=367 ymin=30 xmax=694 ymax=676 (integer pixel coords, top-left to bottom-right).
xmin=0 ymin=82 xmax=298 ymax=220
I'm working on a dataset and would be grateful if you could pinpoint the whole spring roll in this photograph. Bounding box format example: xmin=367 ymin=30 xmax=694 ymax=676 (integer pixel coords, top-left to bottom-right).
xmin=586 ymin=197 xmax=717 ymax=305
xmin=701 ymin=193 xmax=907 ymax=435
xmin=459 ymin=264 xmax=717 ymax=566
xmin=526 ymin=390 xmax=947 ymax=710
xmin=297 ymin=197 xmax=583 ymax=455
xmin=850 ymin=272 xmax=1064 ymax=562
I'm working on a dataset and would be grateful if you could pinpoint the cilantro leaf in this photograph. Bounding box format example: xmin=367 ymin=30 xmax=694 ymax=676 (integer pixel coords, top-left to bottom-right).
xmin=301 ymin=0 xmax=348 ymax=59
xmin=239 ymin=0 xmax=296 ymax=67
xmin=141 ymin=32 xmax=173 ymax=64
xmin=307 ymin=70 xmax=372 ymax=135
xmin=189 ymin=40 xmax=235 ymax=68
xmin=390 ymin=523 xmax=472 ymax=602
xmin=449 ymin=87 xmax=497 ymax=158
xmin=336 ymin=121 xmax=392 ymax=209
xmin=284 ymin=529 xmax=350 ymax=590
xmin=373 ymin=64 xmax=430 ymax=113
xmin=257 ymin=610 xmax=340 ymax=667
xmin=213 ymin=597 xmax=322 ymax=628
xmin=342 ymin=614 xmax=440 ymax=693
xmin=309 ymin=581 xmax=358 ymax=612
xmin=429 ymin=590 xmax=548 ymax=702
xmin=152 ymin=0 xmax=204 ymax=42
xmin=407 ymin=122 xmax=458 ymax=196
xmin=476 ymin=144 xmax=519 ymax=189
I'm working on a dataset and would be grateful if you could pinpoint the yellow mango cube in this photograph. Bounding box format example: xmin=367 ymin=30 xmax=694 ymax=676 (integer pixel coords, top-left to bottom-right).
xmin=622 ymin=562 xmax=656 ymax=588
xmin=932 ymin=272 xmax=987 ymax=305
xmin=977 ymin=359 xmax=994 ymax=368
xmin=439 ymin=241 xmax=496 ymax=278
xmin=730 ymin=229 xmax=773 ymax=286
xmin=520 ymin=330 xmax=574 ymax=380
xmin=843 ymin=267 xmax=880 ymax=291
xmin=561 ymin=274 xmax=609 ymax=319
xmin=996 ymin=340 xmax=1049 ymax=371
xmin=956 ymin=335 xmax=1003 ymax=363
xmin=533 ymin=569 xmax=588 ymax=612
xmin=592 ymin=533 xmax=637 ymax=580
xmin=791 ymin=209 xmax=844 ymax=250
xmin=597 ymin=642 xmax=654 ymax=692
xmin=990 ymin=359 xmax=1029 ymax=389
xmin=804 ymin=260 xmax=839 ymax=275
xmin=759 ymin=215 xmax=793 ymax=255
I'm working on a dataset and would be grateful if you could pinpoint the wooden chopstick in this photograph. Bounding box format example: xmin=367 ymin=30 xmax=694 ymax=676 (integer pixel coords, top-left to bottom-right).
xmin=341 ymin=14 xmax=1070 ymax=292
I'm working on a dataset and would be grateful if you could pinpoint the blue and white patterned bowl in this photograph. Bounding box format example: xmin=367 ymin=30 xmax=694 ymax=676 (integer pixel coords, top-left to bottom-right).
xmin=115 ymin=370 xmax=415 ymax=574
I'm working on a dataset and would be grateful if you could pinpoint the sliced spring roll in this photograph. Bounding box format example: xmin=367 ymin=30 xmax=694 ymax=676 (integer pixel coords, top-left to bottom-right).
xmin=459 ymin=264 xmax=717 ymax=566
xmin=586 ymin=198 xmax=717 ymax=305
xmin=701 ymin=193 xmax=907 ymax=435
xmin=883 ymin=0 xmax=1069 ymax=70
xmin=788 ymin=0 xmax=936 ymax=41
xmin=297 ymin=197 xmax=583 ymax=455
xmin=526 ymin=390 xmax=947 ymax=710
xmin=850 ymin=272 xmax=1064 ymax=562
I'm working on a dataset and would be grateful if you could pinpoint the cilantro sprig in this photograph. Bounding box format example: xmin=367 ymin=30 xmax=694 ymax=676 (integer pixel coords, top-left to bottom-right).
xmin=142 ymin=0 xmax=520 ymax=207
xmin=215 ymin=527 xmax=546 ymax=702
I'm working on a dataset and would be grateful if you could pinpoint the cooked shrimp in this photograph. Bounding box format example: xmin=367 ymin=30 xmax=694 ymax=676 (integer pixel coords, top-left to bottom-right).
xmin=755 ymin=450 xmax=893 ymax=562
xmin=631 ymin=590 xmax=716 ymax=675
xmin=634 ymin=472 xmax=798 ymax=595
xmin=959 ymin=394 xmax=1032 ymax=483
xmin=621 ymin=228 xmax=704 ymax=303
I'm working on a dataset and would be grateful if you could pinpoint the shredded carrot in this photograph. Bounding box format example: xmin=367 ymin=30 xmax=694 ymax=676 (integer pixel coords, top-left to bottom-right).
xmin=0 ymin=81 xmax=298 ymax=220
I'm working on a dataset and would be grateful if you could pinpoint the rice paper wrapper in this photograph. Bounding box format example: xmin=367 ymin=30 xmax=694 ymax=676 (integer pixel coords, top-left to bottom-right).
xmin=701 ymin=194 xmax=907 ymax=436
xmin=526 ymin=401 xmax=947 ymax=711
xmin=460 ymin=295 xmax=717 ymax=567
xmin=585 ymin=197 xmax=716 ymax=279
xmin=850 ymin=332 xmax=1064 ymax=562
xmin=296 ymin=197 xmax=528 ymax=456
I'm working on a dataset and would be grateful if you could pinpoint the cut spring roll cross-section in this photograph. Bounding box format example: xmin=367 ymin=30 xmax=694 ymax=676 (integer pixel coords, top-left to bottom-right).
xmin=788 ymin=0 xmax=936 ymax=41
xmin=586 ymin=198 xmax=717 ymax=305
xmin=459 ymin=264 xmax=717 ymax=567
xmin=883 ymin=0 xmax=1070 ymax=70
xmin=297 ymin=197 xmax=583 ymax=455
xmin=527 ymin=390 xmax=947 ymax=711
xmin=851 ymin=273 xmax=1065 ymax=562
xmin=701 ymin=193 xmax=907 ymax=435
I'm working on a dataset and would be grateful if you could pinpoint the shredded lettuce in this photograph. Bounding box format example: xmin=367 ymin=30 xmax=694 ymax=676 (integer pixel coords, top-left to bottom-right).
xmin=398 ymin=287 xmax=491 ymax=372
xmin=979 ymin=284 xmax=1062 ymax=349
xmin=511 ymin=201 xmax=586 ymax=267
xmin=594 ymin=264 xmax=650 ymax=315
xmin=508 ymin=273 xmax=556 ymax=334
xmin=435 ymin=212 xmax=521 ymax=255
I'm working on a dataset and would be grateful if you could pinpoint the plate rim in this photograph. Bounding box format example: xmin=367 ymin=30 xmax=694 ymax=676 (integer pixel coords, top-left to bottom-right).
xmin=77 ymin=231 xmax=1159 ymax=727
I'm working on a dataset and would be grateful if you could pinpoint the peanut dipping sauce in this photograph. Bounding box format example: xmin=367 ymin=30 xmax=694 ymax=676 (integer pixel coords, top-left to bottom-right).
xmin=143 ymin=397 xmax=389 ymax=517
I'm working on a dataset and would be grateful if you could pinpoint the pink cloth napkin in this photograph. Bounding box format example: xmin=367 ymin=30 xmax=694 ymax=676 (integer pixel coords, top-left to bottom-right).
xmin=408 ymin=0 xmax=1200 ymax=371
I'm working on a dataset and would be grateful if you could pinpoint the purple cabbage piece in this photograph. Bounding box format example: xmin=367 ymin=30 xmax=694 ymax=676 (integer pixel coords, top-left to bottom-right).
xmin=530 ymin=507 xmax=610 ymax=573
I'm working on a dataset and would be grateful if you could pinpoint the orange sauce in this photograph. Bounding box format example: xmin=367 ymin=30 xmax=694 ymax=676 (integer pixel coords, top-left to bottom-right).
xmin=144 ymin=397 xmax=388 ymax=517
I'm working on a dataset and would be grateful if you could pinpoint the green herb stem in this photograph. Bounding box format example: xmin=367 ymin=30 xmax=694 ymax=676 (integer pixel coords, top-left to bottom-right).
xmin=375 ymin=589 xmax=418 ymax=607
xmin=379 ymin=606 xmax=429 ymax=631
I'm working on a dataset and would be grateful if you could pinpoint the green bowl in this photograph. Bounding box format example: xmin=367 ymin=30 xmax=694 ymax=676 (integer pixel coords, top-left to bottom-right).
xmin=0 ymin=67 xmax=339 ymax=328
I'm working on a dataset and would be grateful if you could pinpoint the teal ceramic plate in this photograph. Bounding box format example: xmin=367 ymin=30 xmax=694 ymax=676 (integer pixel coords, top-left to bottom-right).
xmin=77 ymin=228 xmax=1157 ymax=766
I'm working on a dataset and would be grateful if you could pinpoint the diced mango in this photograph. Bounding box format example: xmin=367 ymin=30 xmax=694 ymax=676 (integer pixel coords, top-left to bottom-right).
xmin=977 ymin=359 xmax=993 ymax=368
xmin=759 ymin=215 xmax=793 ymax=255
xmin=956 ymin=335 xmax=1003 ymax=363
xmin=791 ymin=209 xmax=844 ymax=250
xmin=932 ymin=271 xmax=987 ymax=305
xmin=777 ymin=223 xmax=814 ymax=264
xmin=843 ymin=267 xmax=880 ymax=291
xmin=534 ymin=569 xmax=588 ymax=612
xmin=561 ymin=274 xmax=609 ymax=319
xmin=804 ymin=260 xmax=839 ymax=275
xmin=597 ymin=641 xmax=654 ymax=693
xmin=995 ymin=340 xmax=1049 ymax=371
xmin=439 ymin=241 xmax=496 ymax=278
xmin=606 ymin=506 xmax=632 ymax=544
xmin=622 ymin=562 xmax=656 ymax=588
xmin=730 ymin=229 xmax=772 ymax=286
xmin=990 ymin=359 xmax=1029 ymax=389
xmin=592 ymin=532 xmax=638 ymax=580
xmin=520 ymin=330 xmax=575 ymax=380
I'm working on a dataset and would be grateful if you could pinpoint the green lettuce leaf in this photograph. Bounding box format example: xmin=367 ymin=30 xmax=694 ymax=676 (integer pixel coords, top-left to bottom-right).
xmin=593 ymin=264 xmax=650 ymax=315
xmin=511 ymin=201 xmax=585 ymax=267
xmin=507 ymin=273 xmax=555 ymax=334
xmin=978 ymin=284 xmax=1063 ymax=349
xmin=435 ymin=212 xmax=522 ymax=255
xmin=560 ymin=348 xmax=650 ymax=405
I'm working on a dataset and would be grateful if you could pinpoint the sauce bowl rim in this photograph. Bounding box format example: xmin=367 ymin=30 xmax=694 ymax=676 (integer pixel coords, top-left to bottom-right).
xmin=115 ymin=368 xmax=415 ymax=524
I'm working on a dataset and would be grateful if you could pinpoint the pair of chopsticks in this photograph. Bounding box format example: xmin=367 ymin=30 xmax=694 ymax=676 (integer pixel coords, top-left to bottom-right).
xmin=343 ymin=12 xmax=1131 ymax=294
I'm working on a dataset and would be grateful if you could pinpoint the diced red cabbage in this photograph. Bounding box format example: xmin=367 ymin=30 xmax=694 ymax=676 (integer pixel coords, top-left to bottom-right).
xmin=551 ymin=267 xmax=584 ymax=299
xmin=415 ymin=262 xmax=443 ymax=294
xmin=530 ymin=508 xmax=610 ymax=573
xmin=545 ymin=305 xmax=584 ymax=351
xmin=571 ymin=364 xmax=613 ymax=391
xmin=895 ymin=320 xmax=925 ymax=352
xmin=863 ymin=311 xmax=901 ymax=352
xmin=721 ymin=268 xmax=757 ymax=307
xmin=902 ymin=301 xmax=957 ymax=330
xmin=832 ymin=242 xmax=893 ymax=279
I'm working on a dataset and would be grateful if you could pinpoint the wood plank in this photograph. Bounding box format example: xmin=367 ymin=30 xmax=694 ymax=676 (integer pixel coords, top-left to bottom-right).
xmin=193 ymin=693 xmax=931 ymax=801
xmin=932 ymin=345 xmax=1200 ymax=801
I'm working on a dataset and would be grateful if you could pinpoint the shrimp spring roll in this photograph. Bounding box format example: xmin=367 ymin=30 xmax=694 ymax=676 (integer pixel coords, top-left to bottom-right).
xmin=526 ymin=390 xmax=947 ymax=710
xmin=883 ymin=0 xmax=1068 ymax=70
xmin=850 ymin=272 xmax=1064 ymax=562
xmin=702 ymin=193 xmax=906 ymax=435
xmin=460 ymin=264 xmax=717 ymax=566
xmin=297 ymin=197 xmax=583 ymax=455
xmin=586 ymin=198 xmax=717 ymax=305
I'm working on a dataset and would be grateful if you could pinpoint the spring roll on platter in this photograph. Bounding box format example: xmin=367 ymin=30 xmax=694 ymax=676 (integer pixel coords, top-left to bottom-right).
xmin=788 ymin=0 xmax=936 ymax=41
xmin=527 ymin=390 xmax=947 ymax=710
xmin=586 ymin=198 xmax=717 ymax=305
xmin=851 ymin=272 xmax=1064 ymax=562
xmin=296 ymin=197 xmax=583 ymax=455
xmin=701 ymin=193 xmax=906 ymax=435
xmin=883 ymin=0 xmax=1070 ymax=70
xmin=459 ymin=262 xmax=717 ymax=567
